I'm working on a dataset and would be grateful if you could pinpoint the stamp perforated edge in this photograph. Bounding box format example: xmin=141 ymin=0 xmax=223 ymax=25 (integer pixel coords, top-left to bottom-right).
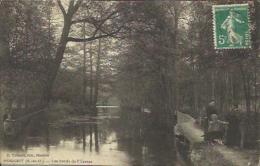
xmin=212 ymin=3 xmax=252 ymax=50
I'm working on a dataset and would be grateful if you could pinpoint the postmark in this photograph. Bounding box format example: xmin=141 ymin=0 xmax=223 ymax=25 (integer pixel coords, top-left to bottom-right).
xmin=213 ymin=4 xmax=251 ymax=49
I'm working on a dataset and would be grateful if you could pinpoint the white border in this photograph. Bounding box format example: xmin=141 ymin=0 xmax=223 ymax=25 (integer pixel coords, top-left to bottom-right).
xmin=212 ymin=3 xmax=252 ymax=50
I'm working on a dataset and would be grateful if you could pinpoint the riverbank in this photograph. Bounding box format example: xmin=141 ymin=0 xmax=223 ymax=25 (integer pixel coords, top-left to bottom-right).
xmin=176 ymin=111 xmax=259 ymax=166
xmin=191 ymin=144 xmax=258 ymax=166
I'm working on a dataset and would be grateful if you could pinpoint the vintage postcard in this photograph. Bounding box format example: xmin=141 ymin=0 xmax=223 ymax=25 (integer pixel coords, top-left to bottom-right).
xmin=0 ymin=0 xmax=259 ymax=166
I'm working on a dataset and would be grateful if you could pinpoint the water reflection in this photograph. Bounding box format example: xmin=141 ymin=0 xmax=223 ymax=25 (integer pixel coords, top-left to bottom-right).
xmin=2 ymin=108 xmax=182 ymax=166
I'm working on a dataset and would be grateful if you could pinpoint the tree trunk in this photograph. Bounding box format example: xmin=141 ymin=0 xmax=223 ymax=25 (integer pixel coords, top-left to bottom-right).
xmin=82 ymin=21 xmax=87 ymax=107
xmin=89 ymin=125 xmax=93 ymax=152
xmin=43 ymin=13 xmax=72 ymax=103
xmin=92 ymin=37 xmax=102 ymax=115
xmin=82 ymin=126 xmax=86 ymax=152
xmin=89 ymin=43 xmax=94 ymax=107
xmin=191 ymin=54 xmax=199 ymax=116
xmin=94 ymin=124 xmax=99 ymax=152
xmin=253 ymin=0 xmax=260 ymax=144
xmin=240 ymin=64 xmax=251 ymax=112
xmin=211 ymin=70 xmax=215 ymax=100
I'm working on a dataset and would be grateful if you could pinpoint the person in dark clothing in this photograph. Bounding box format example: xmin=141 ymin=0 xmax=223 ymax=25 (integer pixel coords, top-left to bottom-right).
xmin=207 ymin=114 xmax=228 ymax=144
xmin=204 ymin=100 xmax=218 ymax=140
xmin=225 ymin=105 xmax=241 ymax=147
xmin=206 ymin=100 xmax=218 ymax=119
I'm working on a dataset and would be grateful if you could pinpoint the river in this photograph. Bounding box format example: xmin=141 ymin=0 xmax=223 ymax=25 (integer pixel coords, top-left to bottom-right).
xmin=1 ymin=107 xmax=184 ymax=166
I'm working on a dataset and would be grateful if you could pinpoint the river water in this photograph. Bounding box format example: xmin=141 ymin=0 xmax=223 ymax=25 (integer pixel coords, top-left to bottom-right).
xmin=1 ymin=107 xmax=184 ymax=166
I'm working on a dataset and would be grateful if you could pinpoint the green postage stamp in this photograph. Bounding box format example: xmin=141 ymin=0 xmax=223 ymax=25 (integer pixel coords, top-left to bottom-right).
xmin=213 ymin=4 xmax=251 ymax=49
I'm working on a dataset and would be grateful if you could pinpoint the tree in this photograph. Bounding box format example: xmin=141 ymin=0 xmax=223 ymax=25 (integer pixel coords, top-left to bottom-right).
xmin=117 ymin=1 xmax=183 ymax=130
xmin=44 ymin=0 xmax=124 ymax=103
xmin=0 ymin=0 xmax=56 ymax=109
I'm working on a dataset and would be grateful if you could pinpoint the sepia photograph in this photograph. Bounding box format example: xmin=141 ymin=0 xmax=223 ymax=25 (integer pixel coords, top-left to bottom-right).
xmin=0 ymin=0 xmax=259 ymax=165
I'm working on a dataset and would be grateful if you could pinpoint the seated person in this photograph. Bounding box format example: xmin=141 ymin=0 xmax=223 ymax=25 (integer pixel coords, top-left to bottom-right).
xmin=207 ymin=114 xmax=228 ymax=143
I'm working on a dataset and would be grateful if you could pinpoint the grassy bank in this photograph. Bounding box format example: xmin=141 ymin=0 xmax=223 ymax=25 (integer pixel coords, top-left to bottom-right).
xmin=191 ymin=144 xmax=258 ymax=166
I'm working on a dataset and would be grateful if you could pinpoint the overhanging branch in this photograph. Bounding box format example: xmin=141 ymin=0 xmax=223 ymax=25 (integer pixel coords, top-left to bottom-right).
xmin=71 ymin=17 xmax=96 ymax=24
xmin=57 ymin=0 xmax=66 ymax=17
xmin=71 ymin=10 xmax=119 ymax=25
xmin=67 ymin=26 xmax=123 ymax=42
xmin=72 ymin=0 xmax=83 ymax=14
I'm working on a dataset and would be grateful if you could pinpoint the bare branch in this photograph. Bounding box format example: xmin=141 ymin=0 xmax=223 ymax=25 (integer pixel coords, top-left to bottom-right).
xmin=73 ymin=0 xmax=83 ymax=11
xmin=93 ymin=23 xmax=124 ymax=38
xmin=71 ymin=17 xmax=96 ymax=24
xmin=70 ymin=9 xmax=121 ymax=41
xmin=67 ymin=26 xmax=123 ymax=42
xmin=57 ymin=0 xmax=66 ymax=17
xmin=71 ymin=10 xmax=119 ymax=24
